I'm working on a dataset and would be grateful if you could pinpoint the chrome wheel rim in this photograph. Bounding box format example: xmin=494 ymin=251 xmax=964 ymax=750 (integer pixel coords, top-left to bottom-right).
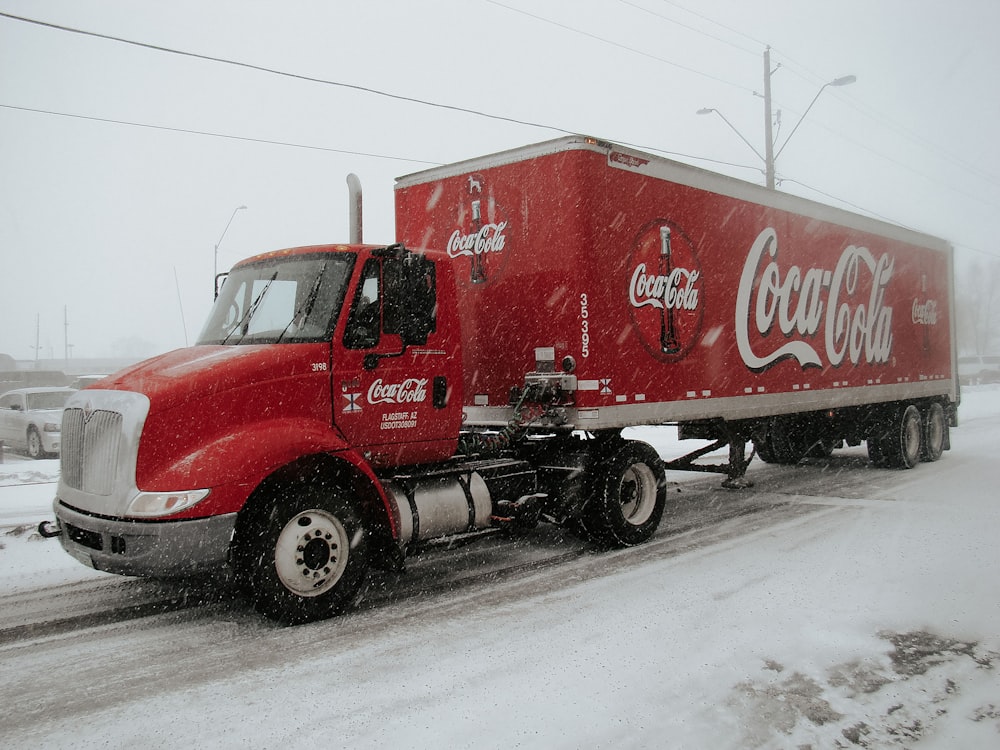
xmin=274 ymin=510 xmax=350 ymax=598
xmin=619 ymin=463 xmax=658 ymax=526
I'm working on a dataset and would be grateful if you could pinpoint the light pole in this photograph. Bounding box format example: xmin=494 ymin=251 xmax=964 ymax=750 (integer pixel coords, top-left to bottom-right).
xmin=214 ymin=205 xmax=246 ymax=299
xmin=698 ymin=47 xmax=855 ymax=189
xmin=696 ymin=108 xmax=766 ymax=165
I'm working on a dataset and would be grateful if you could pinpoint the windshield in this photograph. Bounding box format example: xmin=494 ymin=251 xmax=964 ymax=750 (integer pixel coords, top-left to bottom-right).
xmin=197 ymin=253 xmax=355 ymax=345
xmin=26 ymin=391 xmax=72 ymax=410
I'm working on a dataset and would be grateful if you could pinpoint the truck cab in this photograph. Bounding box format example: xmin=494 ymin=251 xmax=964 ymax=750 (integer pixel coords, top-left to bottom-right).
xmin=54 ymin=243 xmax=462 ymax=608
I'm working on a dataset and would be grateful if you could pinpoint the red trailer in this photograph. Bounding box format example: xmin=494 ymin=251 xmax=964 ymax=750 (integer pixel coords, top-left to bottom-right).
xmin=49 ymin=136 xmax=957 ymax=623
xmin=397 ymin=136 xmax=956 ymax=478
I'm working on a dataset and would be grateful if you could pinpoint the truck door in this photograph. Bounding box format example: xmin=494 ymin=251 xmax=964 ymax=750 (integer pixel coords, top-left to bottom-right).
xmin=333 ymin=252 xmax=459 ymax=467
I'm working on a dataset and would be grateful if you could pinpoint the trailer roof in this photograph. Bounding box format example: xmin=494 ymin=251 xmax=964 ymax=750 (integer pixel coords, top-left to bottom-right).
xmin=396 ymin=135 xmax=951 ymax=254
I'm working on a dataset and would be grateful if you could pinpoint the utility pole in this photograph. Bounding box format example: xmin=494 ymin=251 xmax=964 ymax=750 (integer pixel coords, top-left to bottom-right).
xmin=33 ymin=314 xmax=40 ymax=367
xmin=699 ymin=48 xmax=854 ymax=191
xmin=763 ymin=47 xmax=776 ymax=190
xmin=64 ymin=306 xmax=70 ymax=370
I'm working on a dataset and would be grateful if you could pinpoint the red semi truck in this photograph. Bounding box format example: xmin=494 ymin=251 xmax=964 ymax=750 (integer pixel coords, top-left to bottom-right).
xmin=50 ymin=136 xmax=958 ymax=623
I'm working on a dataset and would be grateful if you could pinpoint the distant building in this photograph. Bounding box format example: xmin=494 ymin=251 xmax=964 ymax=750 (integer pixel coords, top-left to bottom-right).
xmin=0 ymin=356 xmax=143 ymax=395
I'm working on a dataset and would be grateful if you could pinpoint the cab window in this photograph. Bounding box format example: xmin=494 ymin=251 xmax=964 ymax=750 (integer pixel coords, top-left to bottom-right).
xmin=344 ymin=259 xmax=381 ymax=349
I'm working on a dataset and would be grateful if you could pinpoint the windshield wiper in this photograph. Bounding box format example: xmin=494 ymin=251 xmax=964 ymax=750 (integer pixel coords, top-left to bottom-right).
xmin=221 ymin=272 xmax=278 ymax=345
xmin=275 ymin=262 xmax=327 ymax=344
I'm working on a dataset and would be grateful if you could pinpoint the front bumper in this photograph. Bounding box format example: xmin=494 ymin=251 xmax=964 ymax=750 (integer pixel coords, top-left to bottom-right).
xmin=54 ymin=500 xmax=237 ymax=577
xmin=40 ymin=431 xmax=61 ymax=454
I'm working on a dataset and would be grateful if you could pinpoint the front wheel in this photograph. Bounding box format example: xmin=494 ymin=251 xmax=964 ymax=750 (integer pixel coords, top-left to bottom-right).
xmin=583 ymin=440 xmax=666 ymax=547
xmin=245 ymin=484 xmax=368 ymax=624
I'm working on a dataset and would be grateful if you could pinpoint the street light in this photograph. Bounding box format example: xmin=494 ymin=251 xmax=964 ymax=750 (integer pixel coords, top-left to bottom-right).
xmin=697 ymin=108 xmax=766 ymax=165
xmin=698 ymin=47 xmax=855 ymax=190
xmin=772 ymin=74 xmax=856 ymax=162
xmin=214 ymin=205 xmax=247 ymax=299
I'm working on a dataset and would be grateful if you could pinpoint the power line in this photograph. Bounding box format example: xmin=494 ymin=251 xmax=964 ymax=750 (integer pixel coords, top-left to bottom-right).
xmin=620 ymin=0 xmax=761 ymax=57
xmin=0 ymin=10 xmax=579 ymax=136
xmin=0 ymin=100 xmax=762 ymax=177
xmin=1 ymin=7 xmax=992 ymax=253
xmin=0 ymin=103 xmax=443 ymax=165
xmin=0 ymin=10 xmax=761 ymax=172
xmin=484 ymin=0 xmax=754 ymax=94
xmin=782 ymin=176 xmax=999 ymax=261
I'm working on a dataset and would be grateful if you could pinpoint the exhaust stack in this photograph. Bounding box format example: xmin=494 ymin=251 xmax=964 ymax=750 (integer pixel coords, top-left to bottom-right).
xmin=347 ymin=173 xmax=363 ymax=244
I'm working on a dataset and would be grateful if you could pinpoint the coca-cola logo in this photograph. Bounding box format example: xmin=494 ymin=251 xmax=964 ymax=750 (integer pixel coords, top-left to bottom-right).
xmin=447 ymin=222 xmax=508 ymax=260
xmin=447 ymin=173 xmax=511 ymax=287
xmin=610 ymin=151 xmax=649 ymax=169
xmin=367 ymin=378 xmax=428 ymax=405
xmin=627 ymin=220 xmax=704 ymax=362
xmin=735 ymin=227 xmax=895 ymax=371
xmin=912 ymin=299 xmax=938 ymax=325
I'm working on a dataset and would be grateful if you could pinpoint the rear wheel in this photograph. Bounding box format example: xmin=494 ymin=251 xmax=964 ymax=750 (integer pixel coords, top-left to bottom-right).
xmin=879 ymin=405 xmax=923 ymax=469
xmin=244 ymin=483 xmax=368 ymax=624
xmin=753 ymin=430 xmax=778 ymax=464
xmin=921 ymin=402 xmax=946 ymax=462
xmin=867 ymin=434 xmax=886 ymax=467
xmin=583 ymin=440 xmax=666 ymax=547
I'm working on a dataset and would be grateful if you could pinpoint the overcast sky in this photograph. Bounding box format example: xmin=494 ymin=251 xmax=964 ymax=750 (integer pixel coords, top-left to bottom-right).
xmin=2 ymin=0 xmax=998 ymax=363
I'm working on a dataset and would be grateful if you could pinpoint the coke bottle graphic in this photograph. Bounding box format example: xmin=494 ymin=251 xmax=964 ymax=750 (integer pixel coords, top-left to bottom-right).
xmin=659 ymin=226 xmax=680 ymax=354
xmin=471 ymin=200 xmax=486 ymax=284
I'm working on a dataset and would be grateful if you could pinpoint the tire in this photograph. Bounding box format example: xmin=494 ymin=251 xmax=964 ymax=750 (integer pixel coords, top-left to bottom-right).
xmin=26 ymin=426 xmax=44 ymax=459
xmin=583 ymin=440 xmax=666 ymax=547
xmin=753 ymin=426 xmax=778 ymax=464
xmin=867 ymin=434 xmax=887 ymax=467
xmin=805 ymin=438 xmax=837 ymax=459
xmin=880 ymin=404 xmax=923 ymax=469
xmin=768 ymin=419 xmax=807 ymax=465
xmin=244 ymin=483 xmax=368 ymax=624
xmin=921 ymin=402 xmax=946 ymax=462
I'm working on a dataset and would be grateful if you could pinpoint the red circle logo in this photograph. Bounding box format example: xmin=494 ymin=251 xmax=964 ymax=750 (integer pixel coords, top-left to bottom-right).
xmin=627 ymin=219 xmax=704 ymax=362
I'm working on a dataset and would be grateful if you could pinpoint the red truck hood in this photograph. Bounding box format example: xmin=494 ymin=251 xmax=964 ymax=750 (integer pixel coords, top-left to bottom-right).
xmin=103 ymin=344 xmax=328 ymax=414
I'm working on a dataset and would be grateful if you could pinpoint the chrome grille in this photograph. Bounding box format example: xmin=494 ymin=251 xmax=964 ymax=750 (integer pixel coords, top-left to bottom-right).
xmin=61 ymin=408 xmax=123 ymax=496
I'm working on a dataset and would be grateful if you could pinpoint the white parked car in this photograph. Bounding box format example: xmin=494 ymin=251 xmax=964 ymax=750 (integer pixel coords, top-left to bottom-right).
xmin=957 ymin=354 xmax=1000 ymax=385
xmin=0 ymin=386 xmax=75 ymax=459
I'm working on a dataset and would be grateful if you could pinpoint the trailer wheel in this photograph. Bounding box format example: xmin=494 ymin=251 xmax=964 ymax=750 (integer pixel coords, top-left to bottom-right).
xmin=805 ymin=438 xmax=838 ymax=459
xmin=866 ymin=434 xmax=887 ymax=467
xmin=880 ymin=404 xmax=923 ymax=469
xmin=753 ymin=427 xmax=778 ymax=464
xmin=245 ymin=483 xmax=368 ymax=624
xmin=584 ymin=440 xmax=666 ymax=547
xmin=921 ymin=402 xmax=946 ymax=462
xmin=767 ymin=419 xmax=807 ymax=465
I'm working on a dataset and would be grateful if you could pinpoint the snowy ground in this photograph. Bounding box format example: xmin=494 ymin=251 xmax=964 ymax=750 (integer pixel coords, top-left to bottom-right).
xmin=1 ymin=390 xmax=999 ymax=748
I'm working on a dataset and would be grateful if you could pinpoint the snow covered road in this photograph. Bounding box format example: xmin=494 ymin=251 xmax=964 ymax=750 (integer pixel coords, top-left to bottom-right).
xmin=1 ymin=390 xmax=999 ymax=748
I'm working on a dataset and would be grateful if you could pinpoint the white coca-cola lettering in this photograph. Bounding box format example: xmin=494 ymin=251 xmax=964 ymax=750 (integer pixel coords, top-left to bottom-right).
xmin=446 ymin=221 xmax=508 ymax=259
xmin=629 ymin=264 xmax=701 ymax=310
xmin=735 ymin=227 xmax=895 ymax=371
xmin=912 ymin=299 xmax=938 ymax=325
xmin=367 ymin=378 xmax=428 ymax=405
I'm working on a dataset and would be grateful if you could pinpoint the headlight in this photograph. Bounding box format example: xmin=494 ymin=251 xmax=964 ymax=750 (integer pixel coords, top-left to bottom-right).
xmin=43 ymin=422 xmax=60 ymax=433
xmin=126 ymin=489 xmax=210 ymax=517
